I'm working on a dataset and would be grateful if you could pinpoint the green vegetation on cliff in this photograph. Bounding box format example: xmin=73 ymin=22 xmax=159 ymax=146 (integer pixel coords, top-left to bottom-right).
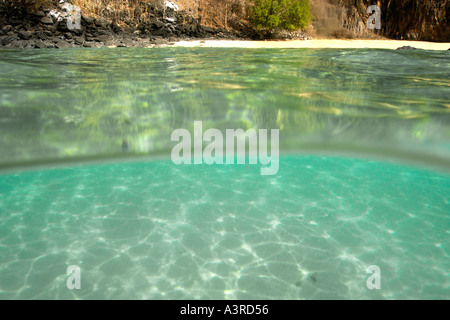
xmin=248 ymin=0 xmax=311 ymax=31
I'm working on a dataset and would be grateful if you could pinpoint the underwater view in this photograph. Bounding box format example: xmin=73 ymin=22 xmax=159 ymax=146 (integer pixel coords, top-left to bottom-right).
xmin=0 ymin=48 xmax=449 ymax=300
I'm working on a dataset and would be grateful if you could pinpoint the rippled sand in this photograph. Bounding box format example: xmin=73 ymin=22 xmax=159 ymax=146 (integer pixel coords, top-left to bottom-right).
xmin=174 ymin=39 xmax=450 ymax=50
xmin=0 ymin=156 xmax=448 ymax=299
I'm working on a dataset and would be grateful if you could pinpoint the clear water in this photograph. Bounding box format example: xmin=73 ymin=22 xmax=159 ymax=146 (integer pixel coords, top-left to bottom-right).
xmin=0 ymin=48 xmax=449 ymax=299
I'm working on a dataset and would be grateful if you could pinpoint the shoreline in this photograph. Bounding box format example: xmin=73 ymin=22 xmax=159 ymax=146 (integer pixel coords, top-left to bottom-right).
xmin=173 ymin=39 xmax=450 ymax=50
xmin=2 ymin=39 xmax=449 ymax=50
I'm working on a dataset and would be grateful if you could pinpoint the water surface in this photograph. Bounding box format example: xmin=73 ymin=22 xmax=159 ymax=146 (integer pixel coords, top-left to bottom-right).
xmin=0 ymin=48 xmax=449 ymax=169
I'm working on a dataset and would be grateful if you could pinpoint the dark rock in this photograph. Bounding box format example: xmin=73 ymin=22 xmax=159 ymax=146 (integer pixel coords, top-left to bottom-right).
xmin=152 ymin=29 xmax=167 ymax=36
xmin=2 ymin=25 xmax=12 ymax=33
xmin=70 ymin=28 xmax=83 ymax=37
xmin=34 ymin=40 xmax=47 ymax=49
xmin=95 ymin=35 xmax=110 ymax=42
xmin=137 ymin=22 xmax=147 ymax=33
xmin=34 ymin=11 xmax=46 ymax=18
xmin=74 ymin=36 xmax=85 ymax=45
xmin=151 ymin=21 xmax=165 ymax=30
xmin=56 ymin=40 xmax=72 ymax=49
xmin=43 ymin=24 xmax=57 ymax=33
xmin=111 ymin=23 xmax=122 ymax=34
xmin=18 ymin=30 xmax=33 ymax=40
xmin=56 ymin=21 xmax=69 ymax=32
xmin=397 ymin=46 xmax=419 ymax=50
xmin=188 ymin=24 xmax=197 ymax=33
xmin=40 ymin=16 xmax=54 ymax=25
xmin=10 ymin=40 xmax=26 ymax=49
xmin=82 ymin=14 xmax=95 ymax=25
xmin=10 ymin=19 xmax=23 ymax=26
xmin=24 ymin=41 xmax=34 ymax=48
xmin=0 ymin=36 xmax=14 ymax=46
xmin=36 ymin=31 xmax=47 ymax=40
xmin=121 ymin=38 xmax=134 ymax=47
xmin=203 ymin=26 xmax=215 ymax=34
xmin=88 ymin=29 xmax=99 ymax=37
xmin=64 ymin=32 xmax=73 ymax=40
xmin=95 ymin=19 xmax=109 ymax=29
xmin=97 ymin=30 xmax=109 ymax=36
xmin=153 ymin=37 xmax=167 ymax=45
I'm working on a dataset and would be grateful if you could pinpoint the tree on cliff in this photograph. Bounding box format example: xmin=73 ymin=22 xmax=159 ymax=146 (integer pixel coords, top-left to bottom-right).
xmin=248 ymin=0 xmax=311 ymax=31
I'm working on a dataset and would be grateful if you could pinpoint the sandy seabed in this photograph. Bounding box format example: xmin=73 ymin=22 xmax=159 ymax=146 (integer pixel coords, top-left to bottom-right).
xmin=174 ymin=39 xmax=450 ymax=50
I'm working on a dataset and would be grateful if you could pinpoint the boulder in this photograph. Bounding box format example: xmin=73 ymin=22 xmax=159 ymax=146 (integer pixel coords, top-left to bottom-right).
xmin=34 ymin=40 xmax=47 ymax=49
xmin=82 ymin=14 xmax=94 ymax=25
xmin=111 ymin=23 xmax=122 ymax=34
xmin=95 ymin=35 xmax=110 ymax=42
xmin=151 ymin=21 xmax=165 ymax=30
xmin=0 ymin=36 xmax=14 ymax=46
xmin=120 ymin=38 xmax=134 ymax=47
xmin=85 ymin=34 xmax=95 ymax=41
xmin=152 ymin=37 xmax=167 ymax=45
xmin=34 ymin=11 xmax=46 ymax=18
xmin=56 ymin=40 xmax=72 ymax=49
xmin=18 ymin=31 xmax=33 ymax=40
xmin=70 ymin=28 xmax=83 ymax=36
xmin=41 ymin=16 xmax=54 ymax=25
xmin=2 ymin=25 xmax=12 ymax=33
xmin=56 ymin=20 xmax=69 ymax=32
xmin=74 ymin=36 xmax=85 ymax=45
xmin=95 ymin=19 xmax=109 ymax=29
xmin=396 ymin=46 xmax=419 ymax=50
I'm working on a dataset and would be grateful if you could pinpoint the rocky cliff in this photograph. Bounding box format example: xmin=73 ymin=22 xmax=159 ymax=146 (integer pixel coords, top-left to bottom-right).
xmin=310 ymin=0 xmax=449 ymax=41
xmin=0 ymin=1 xmax=249 ymax=48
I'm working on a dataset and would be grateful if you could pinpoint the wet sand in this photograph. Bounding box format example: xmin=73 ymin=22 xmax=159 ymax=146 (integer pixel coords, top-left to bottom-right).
xmin=174 ymin=39 xmax=450 ymax=50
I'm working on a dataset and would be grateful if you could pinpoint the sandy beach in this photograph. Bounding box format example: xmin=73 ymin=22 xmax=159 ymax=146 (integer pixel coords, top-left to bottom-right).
xmin=174 ymin=39 xmax=450 ymax=50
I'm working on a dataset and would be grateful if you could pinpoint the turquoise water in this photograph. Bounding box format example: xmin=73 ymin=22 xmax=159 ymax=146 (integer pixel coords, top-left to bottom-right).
xmin=0 ymin=157 xmax=448 ymax=299
xmin=0 ymin=48 xmax=449 ymax=299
